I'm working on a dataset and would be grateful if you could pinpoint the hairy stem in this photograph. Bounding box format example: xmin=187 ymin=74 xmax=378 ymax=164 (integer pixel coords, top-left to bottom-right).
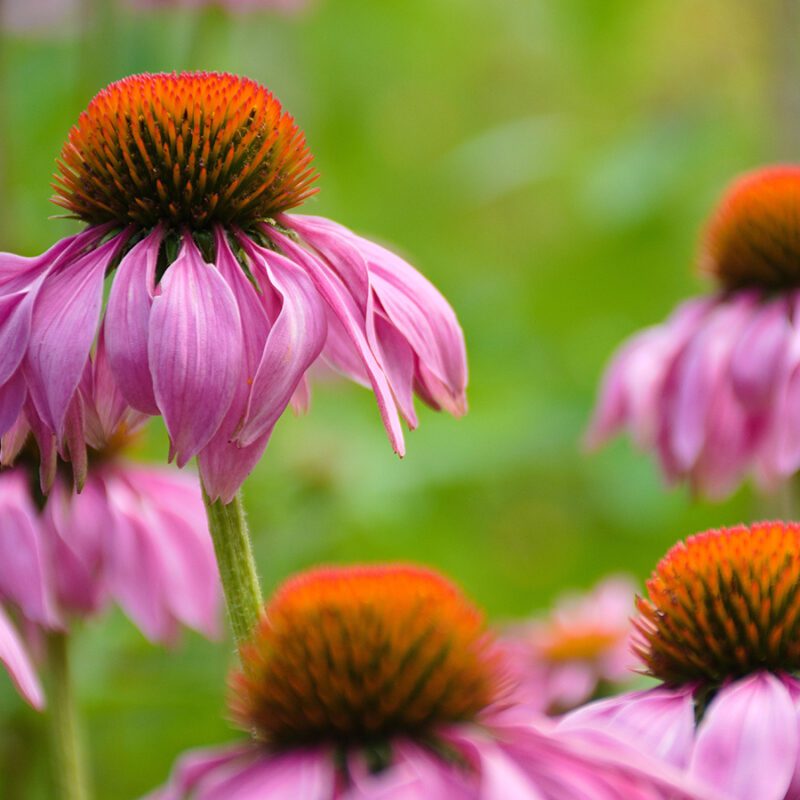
xmin=45 ymin=632 xmax=90 ymax=800
xmin=201 ymin=487 xmax=263 ymax=649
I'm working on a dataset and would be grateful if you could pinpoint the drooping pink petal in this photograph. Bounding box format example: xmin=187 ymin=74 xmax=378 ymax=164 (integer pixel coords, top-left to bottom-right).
xmin=115 ymin=467 xmax=220 ymax=638
xmin=104 ymin=482 xmax=177 ymax=643
xmin=61 ymin=391 xmax=88 ymax=491
xmin=196 ymin=229 xmax=273 ymax=502
xmin=141 ymin=745 xmax=257 ymax=800
xmin=42 ymin=476 xmax=111 ymax=616
xmin=234 ymin=238 xmax=327 ymax=447
xmin=285 ymin=215 xmax=370 ymax=309
xmin=0 ymin=291 xmax=34 ymax=388
xmin=664 ymin=293 xmax=758 ymax=471
xmin=267 ymin=229 xmax=405 ymax=455
xmin=199 ymin=429 xmax=272 ymax=506
xmin=149 ymin=236 xmax=242 ymax=467
xmin=690 ymin=673 xmax=797 ymax=800
xmin=105 ymin=228 xmax=162 ymax=414
xmin=729 ymin=296 xmax=792 ymax=410
xmin=25 ymin=235 xmax=123 ymax=436
xmin=0 ymin=605 xmax=44 ymax=709
xmin=24 ymin=399 xmax=57 ymax=494
xmin=187 ymin=747 xmax=336 ymax=800
xmin=0 ymin=370 xmax=27 ymax=437
xmin=560 ymin=686 xmax=696 ymax=768
xmin=84 ymin=331 xmax=145 ymax=450
xmin=0 ymin=469 xmax=58 ymax=626
xmin=289 ymin=215 xmax=468 ymax=418
xmin=345 ymin=739 xmax=472 ymax=800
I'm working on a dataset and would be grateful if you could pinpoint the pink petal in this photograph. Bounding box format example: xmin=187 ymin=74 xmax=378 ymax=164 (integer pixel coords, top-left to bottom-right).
xmin=25 ymin=236 xmax=122 ymax=436
xmin=105 ymin=228 xmax=162 ymax=414
xmin=0 ymin=469 xmax=58 ymax=626
xmin=729 ymin=297 xmax=792 ymax=410
xmin=665 ymin=293 xmax=758 ymax=471
xmin=267 ymin=229 xmax=405 ymax=456
xmin=118 ymin=467 xmax=220 ymax=638
xmin=345 ymin=739 xmax=472 ymax=800
xmin=560 ymin=687 xmax=696 ymax=768
xmin=0 ymin=291 xmax=34 ymax=387
xmin=42 ymin=476 xmax=111 ymax=616
xmin=286 ymin=215 xmax=370 ymax=309
xmin=234 ymin=239 xmax=327 ymax=446
xmin=195 ymin=748 xmax=336 ymax=800
xmin=690 ymin=673 xmax=797 ymax=800
xmin=0 ymin=606 xmax=44 ymax=709
xmin=104 ymin=483 xmax=177 ymax=643
xmin=197 ymin=229 xmax=273 ymax=502
xmin=0 ymin=370 xmax=27 ymax=437
xmin=149 ymin=236 xmax=243 ymax=467
xmin=143 ymin=745 xmax=257 ymax=800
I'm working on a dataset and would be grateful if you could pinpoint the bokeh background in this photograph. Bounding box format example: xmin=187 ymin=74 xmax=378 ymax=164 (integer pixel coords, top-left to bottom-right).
xmin=0 ymin=0 xmax=792 ymax=795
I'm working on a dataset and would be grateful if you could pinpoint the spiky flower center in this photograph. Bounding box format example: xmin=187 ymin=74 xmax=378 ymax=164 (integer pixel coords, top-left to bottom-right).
xmin=230 ymin=565 xmax=500 ymax=747
xmin=53 ymin=72 xmax=317 ymax=229
xmin=634 ymin=522 xmax=800 ymax=685
xmin=700 ymin=166 xmax=800 ymax=289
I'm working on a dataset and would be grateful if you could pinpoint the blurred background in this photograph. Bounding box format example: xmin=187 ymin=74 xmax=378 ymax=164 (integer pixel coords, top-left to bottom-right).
xmin=0 ymin=0 xmax=792 ymax=795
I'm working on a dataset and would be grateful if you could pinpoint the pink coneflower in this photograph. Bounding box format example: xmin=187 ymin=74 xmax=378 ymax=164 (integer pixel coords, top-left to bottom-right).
xmin=0 ymin=342 xmax=220 ymax=644
xmin=587 ymin=166 xmax=800 ymax=499
xmin=563 ymin=522 xmax=800 ymax=800
xmin=147 ymin=564 xmax=710 ymax=800
xmin=0 ymin=72 xmax=466 ymax=503
xmin=501 ymin=575 xmax=637 ymax=715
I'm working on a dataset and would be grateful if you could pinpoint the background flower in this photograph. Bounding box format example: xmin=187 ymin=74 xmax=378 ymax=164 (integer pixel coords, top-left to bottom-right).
xmin=501 ymin=575 xmax=638 ymax=714
xmin=149 ymin=564 xmax=706 ymax=800
xmin=562 ymin=522 xmax=800 ymax=800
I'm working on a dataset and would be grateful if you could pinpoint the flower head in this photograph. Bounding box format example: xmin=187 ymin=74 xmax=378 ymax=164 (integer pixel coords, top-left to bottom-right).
xmin=54 ymin=72 xmax=316 ymax=229
xmin=700 ymin=167 xmax=800 ymax=290
xmin=588 ymin=165 xmax=800 ymax=499
xmin=231 ymin=565 xmax=498 ymax=745
xmin=563 ymin=523 xmax=800 ymax=800
xmin=149 ymin=564 xmax=709 ymax=800
xmin=634 ymin=522 xmax=800 ymax=685
xmin=0 ymin=72 xmax=467 ymax=502
xmin=502 ymin=576 xmax=637 ymax=714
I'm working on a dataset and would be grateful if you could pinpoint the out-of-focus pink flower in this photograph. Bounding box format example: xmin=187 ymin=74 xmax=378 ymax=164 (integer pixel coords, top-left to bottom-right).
xmin=0 ymin=0 xmax=77 ymax=34
xmin=0 ymin=606 xmax=43 ymax=708
xmin=562 ymin=522 xmax=800 ymax=800
xmin=0 ymin=72 xmax=467 ymax=503
xmin=501 ymin=575 xmax=638 ymax=714
xmin=587 ymin=166 xmax=800 ymax=499
xmin=0 ymin=344 xmax=221 ymax=645
xmin=131 ymin=0 xmax=312 ymax=12
xmin=146 ymin=564 xmax=710 ymax=800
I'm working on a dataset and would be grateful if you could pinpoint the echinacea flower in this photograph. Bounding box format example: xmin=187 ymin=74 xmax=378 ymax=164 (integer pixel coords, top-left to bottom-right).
xmin=501 ymin=575 xmax=637 ymax=714
xmin=587 ymin=166 xmax=800 ymax=498
xmin=148 ymin=564 xmax=710 ymax=800
xmin=0 ymin=71 xmax=466 ymax=503
xmin=0 ymin=342 xmax=220 ymax=644
xmin=562 ymin=521 xmax=800 ymax=800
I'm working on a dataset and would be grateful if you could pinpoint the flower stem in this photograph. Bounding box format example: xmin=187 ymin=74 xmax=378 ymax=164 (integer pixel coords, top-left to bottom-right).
xmin=201 ymin=487 xmax=263 ymax=648
xmin=45 ymin=632 xmax=90 ymax=800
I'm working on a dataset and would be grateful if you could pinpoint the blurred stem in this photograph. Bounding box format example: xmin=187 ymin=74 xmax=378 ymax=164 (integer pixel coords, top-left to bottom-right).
xmin=45 ymin=632 xmax=90 ymax=800
xmin=201 ymin=487 xmax=263 ymax=649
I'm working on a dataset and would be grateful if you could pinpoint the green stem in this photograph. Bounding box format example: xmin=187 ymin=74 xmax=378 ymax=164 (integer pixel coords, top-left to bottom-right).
xmin=201 ymin=486 xmax=263 ymax=649
xmin=45 ymin=632 xmax=90 ymax=800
